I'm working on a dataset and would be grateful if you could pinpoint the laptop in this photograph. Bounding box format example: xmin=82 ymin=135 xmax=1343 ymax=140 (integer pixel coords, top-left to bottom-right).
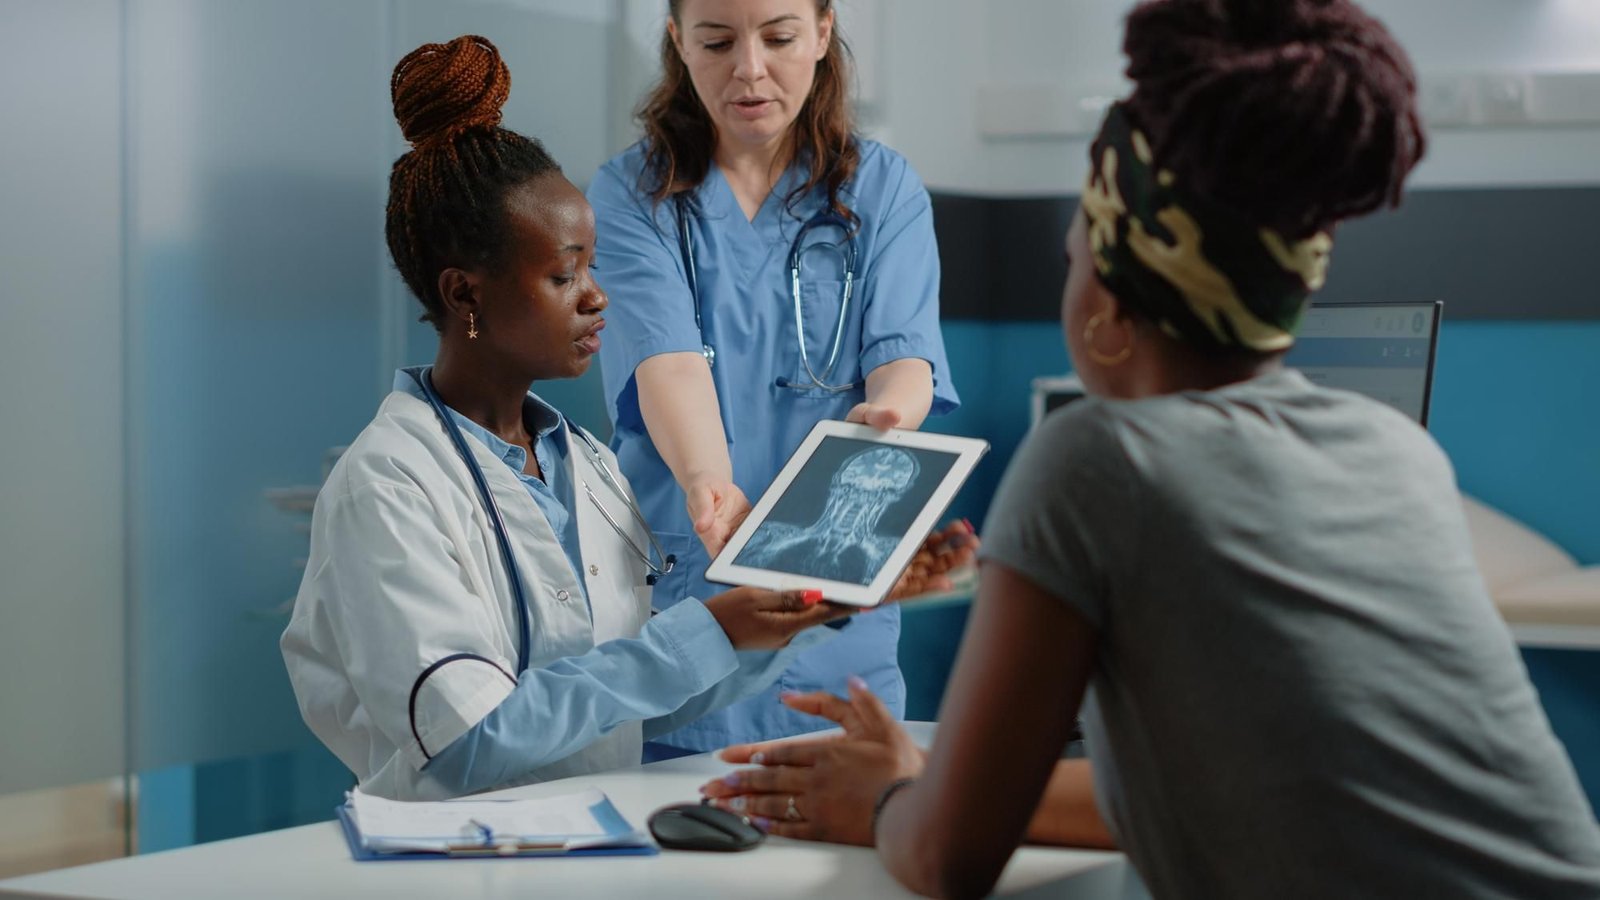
xmin=1031 ymin=300 xmax=1444 ymax=428
xmin=1284 ymin=301 xmax=1443 ymax=427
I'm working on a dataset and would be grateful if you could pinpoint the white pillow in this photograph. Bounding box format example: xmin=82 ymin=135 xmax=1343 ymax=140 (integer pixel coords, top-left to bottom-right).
xmin=1459 ymin=494 xmax=1577 ymax=594
xmin=1495 ymin=569 xmax=1600 ymax=627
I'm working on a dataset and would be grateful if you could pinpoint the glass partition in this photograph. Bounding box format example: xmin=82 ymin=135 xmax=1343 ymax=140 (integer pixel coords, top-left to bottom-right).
xmin=0 ymin=0 xmax=132 ymax=876
xmin=0 ymin=0 xmax=128 ymax=800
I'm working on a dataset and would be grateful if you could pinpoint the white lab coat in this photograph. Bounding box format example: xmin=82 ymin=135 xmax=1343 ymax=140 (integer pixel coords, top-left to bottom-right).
xmin=282 ymin=390 xmax=663 ymax=800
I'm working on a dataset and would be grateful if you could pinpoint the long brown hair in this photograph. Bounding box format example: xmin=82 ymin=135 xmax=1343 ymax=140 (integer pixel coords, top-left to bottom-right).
xmin=636 ymin=0 xmax=860 ymax=223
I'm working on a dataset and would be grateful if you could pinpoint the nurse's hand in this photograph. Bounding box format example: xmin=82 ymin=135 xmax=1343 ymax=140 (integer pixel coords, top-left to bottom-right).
xmin=705 ymin=587 xmax=852 ymax=650
xmin=686 ymin=478 xmax=751 ymax=557
xmin=702 ymin=677 xmax=925 ymax=845
xmin=886 ymin=520 xmax=979 ymax=603
xmin=845 ymin=402 xmax=902 ymax=431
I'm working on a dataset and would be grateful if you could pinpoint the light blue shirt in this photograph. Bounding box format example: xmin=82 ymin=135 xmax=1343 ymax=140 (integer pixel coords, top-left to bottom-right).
xmin=394 ymin=368 xmax=832 ymax=794
xmin=588 ymin=140 xmax=960 ymax=750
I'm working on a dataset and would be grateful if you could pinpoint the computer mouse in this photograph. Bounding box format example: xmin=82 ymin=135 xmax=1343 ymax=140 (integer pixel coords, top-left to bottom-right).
xmin=647 ymin=802 xmax=765 ymax=852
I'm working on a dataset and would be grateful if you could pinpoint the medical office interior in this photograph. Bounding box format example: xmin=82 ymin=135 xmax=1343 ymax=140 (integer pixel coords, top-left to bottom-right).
xmin=3 ymin=0 xmax=1599 ymax=884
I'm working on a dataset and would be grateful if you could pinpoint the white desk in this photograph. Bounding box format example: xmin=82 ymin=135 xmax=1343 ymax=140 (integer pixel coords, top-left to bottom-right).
xmin=1511 ymin=623 xmax=1600 ymax=651
xmin=0 ymin=724 xmax=1145 ymax=900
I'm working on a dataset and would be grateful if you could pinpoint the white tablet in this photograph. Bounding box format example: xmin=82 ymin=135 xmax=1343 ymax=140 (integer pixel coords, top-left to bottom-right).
xmin=706 ymin=421 xmax=989 ymax=607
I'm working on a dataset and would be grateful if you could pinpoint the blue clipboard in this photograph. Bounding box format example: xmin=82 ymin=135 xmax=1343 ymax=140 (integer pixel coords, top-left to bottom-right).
xmin=336 ymin=803 xmax=659 ymax=861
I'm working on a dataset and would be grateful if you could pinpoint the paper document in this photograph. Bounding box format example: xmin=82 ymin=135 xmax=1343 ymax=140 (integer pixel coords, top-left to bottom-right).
xmin=346 ymin=787 xmax=649 ymax=854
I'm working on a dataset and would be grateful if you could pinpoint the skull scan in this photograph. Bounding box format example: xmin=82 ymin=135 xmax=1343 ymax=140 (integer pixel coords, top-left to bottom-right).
xmin=737 ymin=447 xmax=922 ymax=586
xmin=834 ymin=447 xmax=919 ymax=493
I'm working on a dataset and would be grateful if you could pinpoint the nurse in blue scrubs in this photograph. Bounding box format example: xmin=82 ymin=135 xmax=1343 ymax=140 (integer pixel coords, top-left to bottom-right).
xmin=587 ymin=0 xmax=961 ymax=758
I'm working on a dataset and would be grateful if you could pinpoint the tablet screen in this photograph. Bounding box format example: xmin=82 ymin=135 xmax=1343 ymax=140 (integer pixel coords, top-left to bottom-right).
xmin=732 ymin=436 xmax=959 ymax=586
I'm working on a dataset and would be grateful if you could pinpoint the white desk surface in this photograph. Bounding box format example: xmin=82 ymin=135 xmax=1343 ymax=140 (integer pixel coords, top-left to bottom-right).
xmin=0 ymin=724 xmax=1144 ymax=900
xmin=1511 ymin=623 xmax=1600 ymax=651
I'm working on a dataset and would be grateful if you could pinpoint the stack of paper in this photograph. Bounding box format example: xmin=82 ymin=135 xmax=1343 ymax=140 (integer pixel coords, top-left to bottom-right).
xmin=339 ymin=787 xmax=655 ymax=859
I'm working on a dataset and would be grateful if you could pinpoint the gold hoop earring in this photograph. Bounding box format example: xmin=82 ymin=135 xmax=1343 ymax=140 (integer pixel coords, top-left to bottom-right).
xmin=1084 ymin=312 xmax=1133 ymax=366
xmin=467 ymin=312 xmax=479 ymax=340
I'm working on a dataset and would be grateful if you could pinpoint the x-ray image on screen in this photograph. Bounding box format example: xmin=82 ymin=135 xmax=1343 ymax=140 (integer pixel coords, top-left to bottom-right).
xmin=734 ymin=437 xmax=958 ymax=585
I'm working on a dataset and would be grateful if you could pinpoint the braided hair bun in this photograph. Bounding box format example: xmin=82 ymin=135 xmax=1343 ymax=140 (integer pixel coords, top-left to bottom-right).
xmin=1122 ymin=0 xmax=1426 ymax=237
xmin=384 ymin=35 xmax=559 ymax=328
xmin=391 ymin=34 xmax=511 ymax=149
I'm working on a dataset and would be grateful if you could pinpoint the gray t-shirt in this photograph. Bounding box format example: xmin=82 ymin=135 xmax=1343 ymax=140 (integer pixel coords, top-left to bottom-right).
xmin=982 ymin=369 xmax=1600 ymax=899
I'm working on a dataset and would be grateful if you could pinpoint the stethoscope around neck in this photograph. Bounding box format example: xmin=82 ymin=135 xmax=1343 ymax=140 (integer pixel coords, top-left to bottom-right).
xmin=676 ymin=197 xmax=861 ymax=393
xmin=415 ymin=367 xmax=675 ymax=672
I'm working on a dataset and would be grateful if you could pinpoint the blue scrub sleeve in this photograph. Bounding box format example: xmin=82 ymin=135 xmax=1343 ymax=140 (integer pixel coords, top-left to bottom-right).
xmin=587 ymin=163 xmax=706 ymax=436
xmin=858 ymin=162 xmax=960 ymax=416
xmin=424 ymin=599 xmax=739 ymax=796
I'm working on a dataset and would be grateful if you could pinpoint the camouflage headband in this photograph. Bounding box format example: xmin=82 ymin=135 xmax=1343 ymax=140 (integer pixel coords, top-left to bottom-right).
xmin=1081 ymin=103 xmax=1331 ymax=352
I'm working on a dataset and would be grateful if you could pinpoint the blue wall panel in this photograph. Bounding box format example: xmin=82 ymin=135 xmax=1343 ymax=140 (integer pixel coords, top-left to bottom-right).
xmin=1524 ymin=649 xmax=1600 ymax=815
xmin=1428 ymin=321 xmax=1600 ymax=564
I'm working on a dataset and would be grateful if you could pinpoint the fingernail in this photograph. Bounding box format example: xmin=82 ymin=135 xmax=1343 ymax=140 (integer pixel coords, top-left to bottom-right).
xmin=750 ymin=752 xmax=765 ymax=765
xmin=848 ymin=674 xmax=868 ymax=691
xmin=722 ymin=773 xmax=740 ymax=787
xmin=962 ymin=518 xmax=976 ymax=533
xmin=801 ymin=589 xmax=823 ymax=606
xmin=753 ymin=816 xmax=773 ymax=831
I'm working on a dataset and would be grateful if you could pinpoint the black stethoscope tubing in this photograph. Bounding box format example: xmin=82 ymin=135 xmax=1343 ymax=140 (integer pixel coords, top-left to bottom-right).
xmin=419 ymin=367 xmax=533 ymax=673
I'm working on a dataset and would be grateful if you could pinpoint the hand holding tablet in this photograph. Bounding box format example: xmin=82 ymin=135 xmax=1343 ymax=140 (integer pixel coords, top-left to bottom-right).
xmin=885 ymin=519 xmax=979 ymax=603
xmin=706 ymin=421 xmax=989 ymax=607
xmin=701 ymin=586 xmax=854 ymax=649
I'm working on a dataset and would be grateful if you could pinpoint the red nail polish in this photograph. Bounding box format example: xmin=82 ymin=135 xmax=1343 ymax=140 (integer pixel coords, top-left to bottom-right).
xmin=801 ymin=589 xmax=823 ymax=606
xmin=961 ymin=518 xmax=976 ymax=533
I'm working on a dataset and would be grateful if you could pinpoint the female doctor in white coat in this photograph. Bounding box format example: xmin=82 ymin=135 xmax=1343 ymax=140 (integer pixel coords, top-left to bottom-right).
xmin=280 ymin=35 xmax=851 ymax=801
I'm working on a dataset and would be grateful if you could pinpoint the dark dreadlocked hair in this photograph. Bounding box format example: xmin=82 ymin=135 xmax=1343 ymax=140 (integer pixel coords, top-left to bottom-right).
xmin=1121 ymin=0 xmax=1426 ymax=239
xmin=385 ymin=35 xmax=561 ymax=330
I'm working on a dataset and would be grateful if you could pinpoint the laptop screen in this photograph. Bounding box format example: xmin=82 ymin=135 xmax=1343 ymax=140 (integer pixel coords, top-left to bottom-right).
xmin=1284 ymin=301 xmax=1442 ymax=426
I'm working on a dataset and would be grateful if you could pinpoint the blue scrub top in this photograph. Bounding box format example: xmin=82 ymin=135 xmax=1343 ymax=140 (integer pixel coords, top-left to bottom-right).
xmin=587 ymin=139 xmax=960 ymax=750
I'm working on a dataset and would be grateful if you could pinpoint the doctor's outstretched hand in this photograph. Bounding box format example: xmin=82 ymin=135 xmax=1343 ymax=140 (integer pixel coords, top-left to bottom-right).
xmin=687 ymin=478 xmax=752 ymax=557
xmin=702 ymin=677 xmax=925 ymax=845
xmin=845 ymin=402 xmax=902 ymax=431
xmin=704 ymin=587 xmax=852 ymax=651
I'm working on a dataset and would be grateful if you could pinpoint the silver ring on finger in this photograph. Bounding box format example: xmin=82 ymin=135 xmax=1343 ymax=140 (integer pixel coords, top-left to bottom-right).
xmin=784 ymin=795 xmax=802 ymax=821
